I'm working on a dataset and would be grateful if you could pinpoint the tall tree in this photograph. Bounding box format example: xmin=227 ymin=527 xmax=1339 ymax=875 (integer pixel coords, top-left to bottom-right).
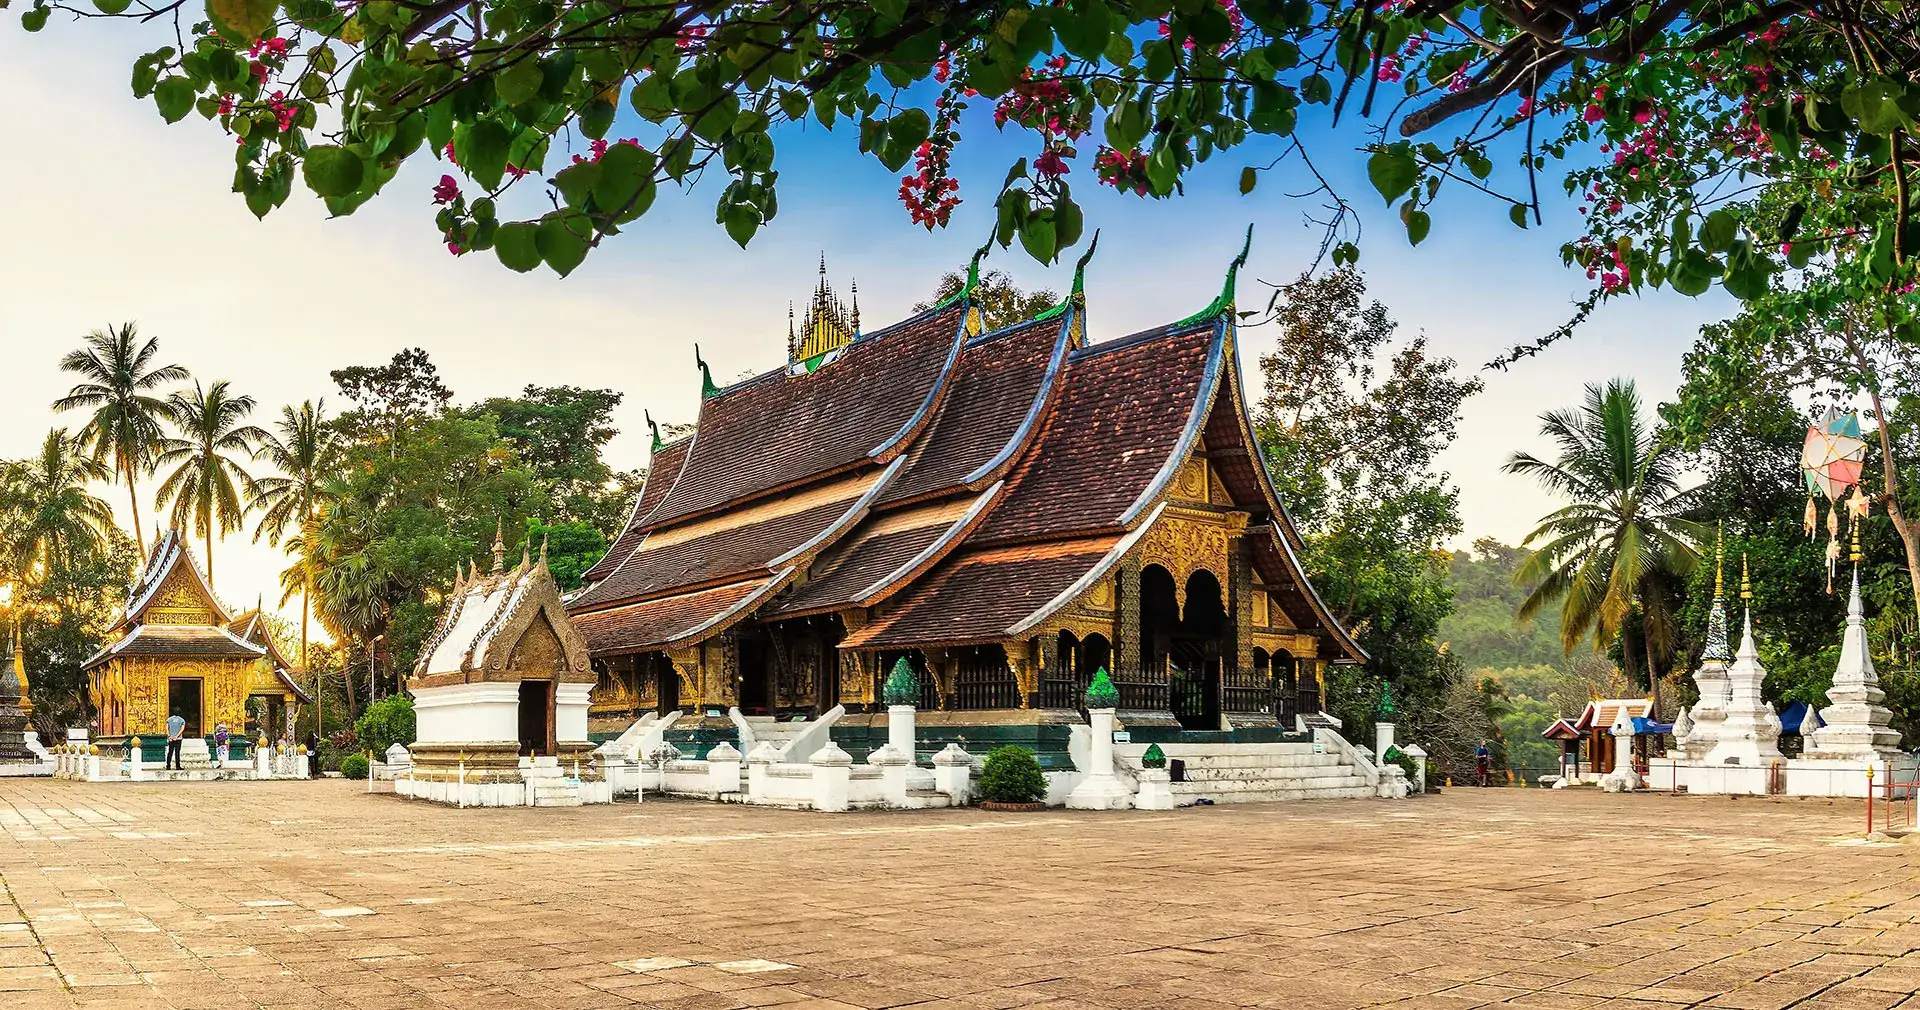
xmin=154 ymin=380 xmax=267 ymax=586
xmin=1507 ymin=380 xmax=1706 ymax=714
xmin=249 ymin=399 xmax=340 ymax=677
xmin=52 ymin=323 xmax=189 ymax=559
xmin=3 ymin=430 xmax=117 ymax=585
xmin=914 ymin=270 xmax=1059 ymax=331
xmin=469 ymin=385 xmax=624 ymax=529
xmin=331 ymin=348 xmax=453 ymax=448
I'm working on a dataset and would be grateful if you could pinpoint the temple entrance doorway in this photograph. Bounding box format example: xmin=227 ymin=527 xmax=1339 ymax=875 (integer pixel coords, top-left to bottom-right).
xmin=738 ymin=635 xmax=772 ymax=715
xmin=655 ymin=656 xmax=680 ymax=716
xmin=1142 ymin=567 xmax=1227 ymax=731
xmin=518 ymin=679 xmax=552 ymax=756
xmin=167 ymin=678 xmax=203 ymax=737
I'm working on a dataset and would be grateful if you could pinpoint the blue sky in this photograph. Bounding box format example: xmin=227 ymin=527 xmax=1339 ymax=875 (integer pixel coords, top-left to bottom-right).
xmin=0 ymin=21 xmax=1736 ymax=621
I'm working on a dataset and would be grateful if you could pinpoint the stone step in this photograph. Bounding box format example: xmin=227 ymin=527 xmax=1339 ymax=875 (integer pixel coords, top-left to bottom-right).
xmin=1172 ymin=774 xmax=1370 ymax=793
xmin=1176 ymin=764 xmax=1354 ymax=782
xmin=1171 ymin=785 xmax=1377 ymax=803
xmin=1172 ymin=755 xmax=1346 ymax=772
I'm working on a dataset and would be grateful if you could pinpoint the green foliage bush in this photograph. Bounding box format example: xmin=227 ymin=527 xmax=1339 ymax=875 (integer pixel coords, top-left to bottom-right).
xmin=340 ymin=753 xmax=370 ymax=780
xmin=977 ymin=745 xmax=1047 ymax=805
xmin=353 ymin=695 xmax=417 ymax=759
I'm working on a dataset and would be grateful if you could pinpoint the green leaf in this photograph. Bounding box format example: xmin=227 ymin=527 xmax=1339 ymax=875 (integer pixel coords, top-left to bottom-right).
xmin=554 ymin=160 xmax=600 ymax=209
xmin=494 ymin=221 xmax=541 ymax=272
xmin=1054 ymin=196 xmax=1083 ymax=250
xmin=302 ymin=145 xmax=364 ymax=198
xmin=888 ymin=108 xmax=931 ymax=154
xmin=206 ymin=0 xmax=278 ymax=42
xmin=459 ymin=119 xmax=511 ymax=190
xmin=593 ymin=141 xmax=657 ymax=222
xmin=1331 ymin=241 xmax=1359 ymax=268
xmin=1702 ymin=210 xmax=1738 ymax=253
xmin=578 ymin=98 xmax=615 ymax=140
xmin=1509 ymin=203 xmax=1530 ymax=228
xmin=1239 ymin=166 xmax=1257 ymax=194
xmin=494 ymin=58 xmax=544 ymax=107
xmin=95 ymin=0 xmax=131 ymax=14
xmin=535 ymin=211 xmax=593 ymax=277
xmin=154 ymin=78 xmax=196 ymax=124
xmin=723 ymin=202 xmax=760 ymax=247
xmin=631 ymin=71 xmax=672 ymax=123
xmin=1019 ymin=213 xmax=1057 ymax=263
xmin=1056 ymin=0 xmax=1111 ymax=61
xmin=20 ymin=5 xmax=50 ymax=31
xmin=1301 ymin=73 xmax=1331 ymax=105
xmin=1404 ymin=207 xmax=1431 ymax=246
xmin=690 ymin=92 xmax=741 ymax=142
xmin=1366 ymin=143 xmax=1416 ymax=204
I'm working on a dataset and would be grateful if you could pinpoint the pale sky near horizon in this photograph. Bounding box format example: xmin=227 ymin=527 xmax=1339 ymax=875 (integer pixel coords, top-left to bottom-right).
xmin=0 ymin=23 xmax=1736 ymax=631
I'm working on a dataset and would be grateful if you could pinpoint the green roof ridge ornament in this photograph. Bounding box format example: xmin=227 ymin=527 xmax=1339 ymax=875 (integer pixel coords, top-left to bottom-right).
xmin=1034 ymin=229 xmax=1099 ymax=323
xmin=1377 ymin=680 xmax=1396 ymax=718
xmin=695 ymin=343 xmax=718 ymax=398
xmin=934 ymin=236 xmax=994 ymax=311
xmin=1084 ymin=666 xmax=1120 ymax=709
xmin=645 ymin=409 xmax=663 ymax=453
xmin=1174 ymin=223 xmax=1253 ymax=327
xmin=882 ymin=656 xmax=919 ymax=707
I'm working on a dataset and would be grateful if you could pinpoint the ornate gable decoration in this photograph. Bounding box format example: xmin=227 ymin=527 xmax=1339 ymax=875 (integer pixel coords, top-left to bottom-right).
xmin=414 ymin=548 xmax=594 ymax=683
xmin=124 ymin=530 xmax=228 ymax=629
xmin=790 ymin=255 xmax=860 ymax=366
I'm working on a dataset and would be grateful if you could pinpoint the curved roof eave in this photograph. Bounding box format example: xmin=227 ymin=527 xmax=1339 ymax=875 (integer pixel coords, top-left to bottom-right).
xmin=960 ymin=303 xmax=1079 ymax=487
xmin=1116 ymin=317 xmax=1230 ymax=528
xmin=1004 ymin=504 xmax=1166 ymax=638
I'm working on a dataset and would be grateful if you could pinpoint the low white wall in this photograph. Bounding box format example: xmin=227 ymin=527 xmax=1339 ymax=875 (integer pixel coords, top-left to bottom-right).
xmin=414 ymin=683 xmax=520 ymax=745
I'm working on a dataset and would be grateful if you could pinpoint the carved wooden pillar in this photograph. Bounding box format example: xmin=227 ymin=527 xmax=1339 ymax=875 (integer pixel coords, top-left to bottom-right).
xmin=1115 ymin=558 xmax=1142 ymax=674
xmin=1009 ymin=639 xmax=1039 ymax=709
xmin=1035 ymin=633 xmax=1061 ymax=709
xmin=666 ymin=647 xmax=701 ymax=712
xmin=1228 ymin=536 xmax=1255 ymax=675
xmin=710 ymin=634 xmax=740 ymax=709
xmin=924 ymin=648 xmax=952 ymax=710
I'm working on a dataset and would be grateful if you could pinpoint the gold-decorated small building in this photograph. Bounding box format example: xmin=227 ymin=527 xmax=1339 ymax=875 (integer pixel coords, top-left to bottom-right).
xmin=85 ymin=530 xmax=308 ymax=742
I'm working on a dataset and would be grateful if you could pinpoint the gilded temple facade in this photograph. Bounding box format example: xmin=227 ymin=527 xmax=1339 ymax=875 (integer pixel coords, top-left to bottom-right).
xmin=569 ymin=245 xmax=1365 ymax=737
xmin=84 ymin=530 xmax=308 ymax=742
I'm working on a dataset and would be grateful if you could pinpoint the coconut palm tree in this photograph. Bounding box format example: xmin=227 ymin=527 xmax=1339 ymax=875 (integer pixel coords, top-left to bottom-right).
xmin=248 ymin=400 xmax=340 ymax=672
xmin=1506 ymin=379 xmax=1705 ymax=714
xmin=153 ymin=380 xmax=267 ymax=587
xmin=53 ymin=323 xmax=190 ymax=559
xmin=4 ymin=430 xmax=117 ymax=582
xmin=307 ymin=480 xmax=388 ymax=714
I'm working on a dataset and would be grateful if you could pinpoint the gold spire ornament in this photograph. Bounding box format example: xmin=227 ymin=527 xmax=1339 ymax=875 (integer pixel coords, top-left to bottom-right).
xmin=1850 ymin=518 xmax=1863 ymax=565
xmin=1740 ymin=553 xmax=1752 ymax=602
xmin=491 ymin=518 xmax=506 ymax=575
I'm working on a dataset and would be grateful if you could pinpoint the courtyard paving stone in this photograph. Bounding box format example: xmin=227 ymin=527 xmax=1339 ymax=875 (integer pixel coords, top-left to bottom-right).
xmin=1 ymin=782 xmax=1917 ymax=1008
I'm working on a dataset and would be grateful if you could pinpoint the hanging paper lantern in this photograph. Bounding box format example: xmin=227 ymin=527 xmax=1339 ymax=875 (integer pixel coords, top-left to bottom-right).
xmin=1802 ymin=407 xmax=1868 ymax=593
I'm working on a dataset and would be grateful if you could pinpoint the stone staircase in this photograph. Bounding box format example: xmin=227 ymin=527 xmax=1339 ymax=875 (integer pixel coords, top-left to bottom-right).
xmin=1161 ymin=744 xmax=1377 ymax=803
xmin=525 ymin=757 xmax=584 ymax=807
xmin=741 ymin=716 xmax=810 ymax=754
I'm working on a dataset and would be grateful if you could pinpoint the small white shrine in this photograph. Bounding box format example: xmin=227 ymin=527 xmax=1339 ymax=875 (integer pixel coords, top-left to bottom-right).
xmin=397 ymin=532 xmax=610 ymax=807
xmin=1653 ymin=547 xmax=1914 ymax=798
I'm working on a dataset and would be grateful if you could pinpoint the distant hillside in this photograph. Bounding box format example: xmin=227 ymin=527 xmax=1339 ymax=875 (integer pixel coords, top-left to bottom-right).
xmin=1440 ymin=538 xmax=1570 ymax=672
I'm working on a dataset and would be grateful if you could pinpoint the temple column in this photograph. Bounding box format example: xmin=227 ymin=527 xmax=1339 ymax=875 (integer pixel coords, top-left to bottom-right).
xmin=1114 ymin=558 xmax=1142 ymax=674
xmin=1227 ymin=535 xmax=1255 ymax=675
xmin=1035 ymin=634 xmax=1061 ymax=709
xmin=924 ymin=648 xmax=952 ymax=710
xmin=666 ymin=647 xmax=701 ymax=713
xmin=1009 ymin=641 xmax=1038 ymax=710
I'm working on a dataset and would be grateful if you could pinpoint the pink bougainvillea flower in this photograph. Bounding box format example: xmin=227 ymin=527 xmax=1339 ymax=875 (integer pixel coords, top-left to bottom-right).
xmin=432 ymin=175 xmax=461 ymax=205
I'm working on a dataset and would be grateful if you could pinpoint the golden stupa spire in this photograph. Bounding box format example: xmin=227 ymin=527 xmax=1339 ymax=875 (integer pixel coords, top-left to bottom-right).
xmin=491 ymin=518 xmax=506 ymax=575
xmin=792 ymin=253 xmax=856 ymax=364
xmin=1714 ymin=520 xmax=1725 ymax=598
xmin=1740 ymin=553 xmax=1751 ymax=602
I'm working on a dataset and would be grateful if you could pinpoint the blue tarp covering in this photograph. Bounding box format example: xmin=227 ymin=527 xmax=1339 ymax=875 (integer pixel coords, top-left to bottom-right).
xmin=1779 ymin=701 xmax=1817 ymax=734
xmin=1631 ymin=716 xmax=1675 ymax=735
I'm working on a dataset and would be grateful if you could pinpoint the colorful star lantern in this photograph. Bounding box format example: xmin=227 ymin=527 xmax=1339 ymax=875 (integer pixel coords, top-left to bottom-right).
xmin=1801 ymin=406 xmax=1869 ymax=593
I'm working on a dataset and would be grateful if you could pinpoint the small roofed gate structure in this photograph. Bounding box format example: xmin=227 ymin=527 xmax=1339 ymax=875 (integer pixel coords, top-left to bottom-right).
xmin=409 ymin=539 xmax=597 ymax=783
xmin=568 ymin=238 xmax=1366 ymax=741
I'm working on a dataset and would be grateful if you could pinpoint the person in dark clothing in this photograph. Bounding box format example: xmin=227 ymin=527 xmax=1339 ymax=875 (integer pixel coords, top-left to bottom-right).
xmin=306 ymin=732 xmax=322 ymax=779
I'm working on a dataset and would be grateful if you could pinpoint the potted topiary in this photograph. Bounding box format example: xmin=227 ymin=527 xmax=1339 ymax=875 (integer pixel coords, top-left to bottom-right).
xmin=340 ymin=753 xmax=370 ymax=780
xmin=977 ymin=744 xmax=1048 ymax=810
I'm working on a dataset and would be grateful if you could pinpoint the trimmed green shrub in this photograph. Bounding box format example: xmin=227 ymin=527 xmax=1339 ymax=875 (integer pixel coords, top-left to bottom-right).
xmin=978 ymin=745 xmax=1047 ymax=804
xmin=340 ymin=753 xmax=370 ymax=780
xmin=352 ymin=695 xmax=416 ymax=759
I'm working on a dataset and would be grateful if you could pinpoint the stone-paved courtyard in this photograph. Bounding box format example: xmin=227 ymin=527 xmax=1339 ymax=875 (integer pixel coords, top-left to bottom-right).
xmin=2 ymin=782 xmax=1918 ymax=1010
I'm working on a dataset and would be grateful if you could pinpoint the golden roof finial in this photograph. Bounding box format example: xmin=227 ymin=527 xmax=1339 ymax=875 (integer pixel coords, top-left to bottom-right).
xmin=850 ymin=278 xmax=860 ymax=333
xmin=491 ymin=518 xmax=506 ymax=575
xmin=1740 ymin=552 xmax=1751 ymax=602
xmin=1851 ymin=516 xmax=1863 ymax=564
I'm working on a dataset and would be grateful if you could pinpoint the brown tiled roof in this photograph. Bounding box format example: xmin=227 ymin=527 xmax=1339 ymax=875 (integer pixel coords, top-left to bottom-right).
xmin=764 ymin=489 xmax=997 ymax=618
xmin=840 ymin=538 xmax=1121 ymax=649
xmin=880 ymin=316 xmax=1067 ymax=505
xmin=636 ymin=305 xmax=965 ymax=529
xmin=581 ymin=436 xmax=692 ymax=585
xmin=573 ymin=578 xmax=774 ymax=654
xmin=84 ymin=624 xmax=265 ymax=668
xmin=971 ymin=320 xmax=1222 ymax=545
xmin=571 ymin=467 xmax=889 ymax=611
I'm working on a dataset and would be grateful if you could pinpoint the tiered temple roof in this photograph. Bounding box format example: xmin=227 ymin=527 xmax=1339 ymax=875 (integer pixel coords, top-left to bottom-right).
xmin=569 ymin=242 xmax=1365 ymax=667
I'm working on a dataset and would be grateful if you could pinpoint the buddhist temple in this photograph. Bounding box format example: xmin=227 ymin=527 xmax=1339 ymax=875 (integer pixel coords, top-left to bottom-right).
xmin=570 ymin=236 xmax=1365 ymax=751
xmin=84 ymin=529 xmax=308 ymax=745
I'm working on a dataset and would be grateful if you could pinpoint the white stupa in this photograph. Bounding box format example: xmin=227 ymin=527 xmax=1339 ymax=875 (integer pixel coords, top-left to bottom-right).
xmin=1701 ymin=557 xmax=1781 ymax=768
xmin=1680 ymin=540 xmax=1734 ymax=759
xmin=1806 ymin=566 xmax=1902 ymax=760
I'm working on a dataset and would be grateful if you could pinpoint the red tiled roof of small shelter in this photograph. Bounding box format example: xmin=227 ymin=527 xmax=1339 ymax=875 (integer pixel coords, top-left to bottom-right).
xmin=880 ymin=316 xmax=1066 ymax=506
xmin=840 ymin=538 xmax=1120 ymax=649
xmin=582 ymin=436 xmax=691 ymax=585
xmin=572 ymin=485 xmax=869 ymax=610
xmin=573 ymin=579 xmax=771 ymax=654
xmin=636 ymin=305 xmax=965 ymax=530
xmin=971 ymin=320 xmax=1220 ymax=545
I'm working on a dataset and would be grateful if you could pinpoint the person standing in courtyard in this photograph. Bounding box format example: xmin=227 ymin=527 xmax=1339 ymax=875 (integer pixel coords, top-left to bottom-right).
xmin=166 ymin=712 xmax=185 ymax=770
xmin=1475 ymin=741 xmax=1491 ymax=787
